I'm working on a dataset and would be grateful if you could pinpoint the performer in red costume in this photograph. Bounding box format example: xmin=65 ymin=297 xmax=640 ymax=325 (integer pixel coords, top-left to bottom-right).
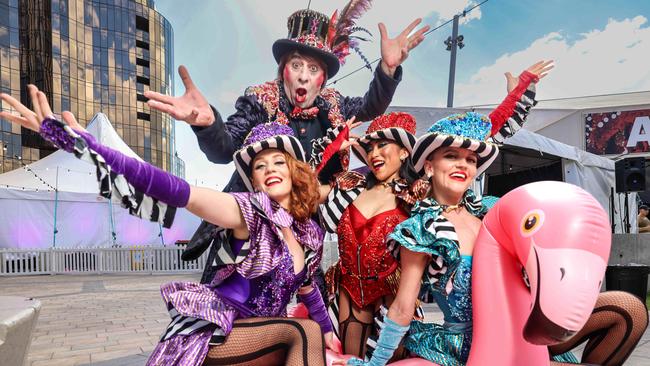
xmin=319 ymin=111 xmax=422 ymax=359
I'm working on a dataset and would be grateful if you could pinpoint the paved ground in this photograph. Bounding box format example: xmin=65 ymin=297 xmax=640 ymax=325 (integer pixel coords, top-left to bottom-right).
xmin=0 ymin=273 xmax=649 ymax=365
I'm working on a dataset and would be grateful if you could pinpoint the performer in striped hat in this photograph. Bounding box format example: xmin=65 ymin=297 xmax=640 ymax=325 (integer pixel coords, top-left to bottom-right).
xmin=0 ymin=87 xmax=336 ymax=366
xmin=317 ymin=111 xmax=426 ymax=360
xmin=340 ymin=61 xmax=549 ymax=366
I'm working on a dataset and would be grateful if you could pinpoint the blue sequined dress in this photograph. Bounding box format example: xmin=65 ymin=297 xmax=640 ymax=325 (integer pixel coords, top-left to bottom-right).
xmin=405 ymin=256 xmax=474 ymax=366
xmin=388 ymin=190 xmax=487 ymax=366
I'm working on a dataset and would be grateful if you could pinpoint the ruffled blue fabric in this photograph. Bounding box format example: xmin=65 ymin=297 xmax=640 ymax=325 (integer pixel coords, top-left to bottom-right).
xmin=388 ymin=189 xmax=487 ymax=296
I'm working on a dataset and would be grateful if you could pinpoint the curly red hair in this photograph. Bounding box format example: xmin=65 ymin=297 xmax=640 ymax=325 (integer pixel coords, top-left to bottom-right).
xmin=284 ymin=152 xmax=320 ymax=222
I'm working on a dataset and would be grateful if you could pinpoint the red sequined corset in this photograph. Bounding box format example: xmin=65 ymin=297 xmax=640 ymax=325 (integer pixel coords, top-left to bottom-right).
xmin=337 ymin=204 xmax=408 ymax=307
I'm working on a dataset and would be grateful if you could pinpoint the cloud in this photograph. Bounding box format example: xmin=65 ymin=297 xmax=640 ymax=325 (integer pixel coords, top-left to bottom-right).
xmin=236 ymin=0 xmax=480 ymax=67
xmin=454 ymin=16 xmax=650 ymax=106
xmin=174 ymin=122 xmax=234 ymax=189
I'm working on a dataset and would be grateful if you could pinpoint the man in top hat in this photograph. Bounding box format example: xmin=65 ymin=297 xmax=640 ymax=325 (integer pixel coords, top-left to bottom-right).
xmin=144 ymin=4 xmax=429 ymax=282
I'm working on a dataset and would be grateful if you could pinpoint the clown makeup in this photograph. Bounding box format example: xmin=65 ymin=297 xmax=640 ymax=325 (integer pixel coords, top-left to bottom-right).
xmin=282 ymin=53 xmax=326 ymax=108
xmin=251 ymin=149 xmax=293 ymax=208
xmin=364 ymin=139 xmax=408 ymax=183
xmin=424 ymin=146 xmax=478 ymax=205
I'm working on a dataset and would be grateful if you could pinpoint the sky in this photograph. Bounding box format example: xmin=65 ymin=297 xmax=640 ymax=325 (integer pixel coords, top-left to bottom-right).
xmin=153 ymin=0 xmax=650 ymax=189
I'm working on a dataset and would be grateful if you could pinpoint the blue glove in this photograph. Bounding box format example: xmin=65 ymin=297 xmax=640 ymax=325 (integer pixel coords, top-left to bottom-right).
xmin=346 ymin=315 xmax=409 ymax=366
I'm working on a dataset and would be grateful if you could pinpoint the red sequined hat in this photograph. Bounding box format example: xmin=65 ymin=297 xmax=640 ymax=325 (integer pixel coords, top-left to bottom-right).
xmin=352 ymin=112 xmax=417 ymax=166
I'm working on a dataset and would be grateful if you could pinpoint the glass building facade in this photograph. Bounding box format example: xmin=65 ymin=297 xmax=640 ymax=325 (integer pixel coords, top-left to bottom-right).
xmin=0 ymin=0 xmax=178 ymax=174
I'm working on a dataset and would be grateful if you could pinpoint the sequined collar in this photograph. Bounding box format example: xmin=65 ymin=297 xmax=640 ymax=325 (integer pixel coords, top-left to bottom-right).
xmin=377 ymin=178 xmax=408 ymax=192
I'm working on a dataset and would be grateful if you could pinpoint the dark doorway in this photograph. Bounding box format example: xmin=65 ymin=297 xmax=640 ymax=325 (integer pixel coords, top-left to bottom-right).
xmin=486 ymin=161 xmax=564 ymax=197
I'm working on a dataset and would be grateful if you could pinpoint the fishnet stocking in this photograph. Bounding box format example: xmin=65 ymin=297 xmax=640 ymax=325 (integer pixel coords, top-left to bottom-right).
xmin=549 ymin=291 xmax=648 ymax=366
xmin=338 ymin=289 xmax=406 ymax=361
xmin=205 ymin=317 xmax=325 ymax=366
xmin=338 ymin=288 xmax=375 ymax=358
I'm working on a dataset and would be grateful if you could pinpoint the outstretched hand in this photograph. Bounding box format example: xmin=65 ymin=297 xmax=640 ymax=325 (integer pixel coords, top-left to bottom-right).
xmin=339 ymin=117 xmax=362 ymax=151
xmin=0 ymin=85 xmax=85 ymax=133
xmin=144 ymin=65 xmax=215 ymax=127
xmin=505 ymin=60 xmax=554 ymax=93
xmin=379 ymin=18 xmax=430 ymax=77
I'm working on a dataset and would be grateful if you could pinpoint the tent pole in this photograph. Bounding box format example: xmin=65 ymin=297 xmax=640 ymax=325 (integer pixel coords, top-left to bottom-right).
xmin=53 ymin=166 xmax=59 ymax=248
xmin=158 ymin=223 xmax=165 ymax=247
xmin=108 ymin=198 xmax=117 ymax=246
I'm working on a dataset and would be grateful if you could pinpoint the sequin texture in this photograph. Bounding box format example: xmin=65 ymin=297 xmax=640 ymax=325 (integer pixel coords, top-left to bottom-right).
xmin=427 ymin=111 xmax=492 ymax=142
xmin=403 ymin=256 xmax=473 ymax=366
xmin=335 ymin=204 xmax=407 ymax=307
xmin=40 ymin=117 xmax=77 ymax=153
xmin=249 ymin=242 xmax=306 ymax=317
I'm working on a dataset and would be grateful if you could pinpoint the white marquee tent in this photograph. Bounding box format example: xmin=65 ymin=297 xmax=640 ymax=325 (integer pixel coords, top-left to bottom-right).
xmin=0 ymin=113 xmax=200 ymax=249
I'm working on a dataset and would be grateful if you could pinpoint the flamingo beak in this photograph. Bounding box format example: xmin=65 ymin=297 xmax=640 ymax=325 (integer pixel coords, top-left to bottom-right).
xmin=522 ymin=245 xmax=606 ymax=345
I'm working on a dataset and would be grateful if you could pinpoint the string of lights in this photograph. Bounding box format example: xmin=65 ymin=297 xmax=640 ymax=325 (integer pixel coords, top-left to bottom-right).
xmin=12 ymin=155 xmax=56 ymax=191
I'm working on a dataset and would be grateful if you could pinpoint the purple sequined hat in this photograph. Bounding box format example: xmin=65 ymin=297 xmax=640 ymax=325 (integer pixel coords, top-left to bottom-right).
xmin=234 ymin=122 xmax=306 ymax=192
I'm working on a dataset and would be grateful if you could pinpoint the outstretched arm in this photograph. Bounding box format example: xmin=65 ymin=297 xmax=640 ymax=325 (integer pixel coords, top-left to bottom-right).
xmin=0 ymin=85 xmax=248 ymax=237
xmin=378 ymin=18 xmax=429 ymax=78
xmin=145 ymin=66 xmax=267 ymax=164
xmin=338 ymin=19 xmax=429 ymax=123
xmin=144 ymin=65 xmax=215 ymax=127
xmin=489 ymin=60 xmax=554 ymax=142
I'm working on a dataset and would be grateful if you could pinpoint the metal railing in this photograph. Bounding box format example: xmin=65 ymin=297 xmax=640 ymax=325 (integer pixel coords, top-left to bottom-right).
xmin=0 ymin=241 xmax=339 ymax=276
xmin=0 ymin=245 xmax=209 ymax=276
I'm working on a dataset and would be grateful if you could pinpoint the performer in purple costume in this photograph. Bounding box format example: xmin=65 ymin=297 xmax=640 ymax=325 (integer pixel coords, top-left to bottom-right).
xmin=0 ymin=86 xmax=339 ymax=366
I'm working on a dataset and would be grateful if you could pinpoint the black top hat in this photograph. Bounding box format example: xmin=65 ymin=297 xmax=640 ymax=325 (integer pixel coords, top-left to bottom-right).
xmin=272 ymin=9 xmax=341 ymax=78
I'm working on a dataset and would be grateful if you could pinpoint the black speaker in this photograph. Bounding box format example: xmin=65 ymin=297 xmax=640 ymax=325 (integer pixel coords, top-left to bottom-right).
xmin=615 ymin=157 xmax=646 ymax=193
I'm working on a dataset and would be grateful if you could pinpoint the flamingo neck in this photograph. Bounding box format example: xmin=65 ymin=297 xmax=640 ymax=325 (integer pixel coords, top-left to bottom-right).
xmin=467 ymin=218 xmax=550 ymax=366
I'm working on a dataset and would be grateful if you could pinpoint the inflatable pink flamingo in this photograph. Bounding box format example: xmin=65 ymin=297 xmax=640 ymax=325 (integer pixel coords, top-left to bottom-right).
xmin=468 ymin=181 xmax=611 ymax=365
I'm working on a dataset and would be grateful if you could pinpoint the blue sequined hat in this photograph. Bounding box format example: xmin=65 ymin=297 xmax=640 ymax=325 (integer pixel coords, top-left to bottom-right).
xmin=411 ymin=112 xmax=499 ymax=176
xmin=233 ymin=122 xmax=306 ymax=192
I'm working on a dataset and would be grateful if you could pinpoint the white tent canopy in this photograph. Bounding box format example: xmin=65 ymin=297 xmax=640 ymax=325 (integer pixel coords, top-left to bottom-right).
xmin=0 ymin=113 xmax=141 ymax=194
xmin=0 ymin=114 xmax=200 ymax=249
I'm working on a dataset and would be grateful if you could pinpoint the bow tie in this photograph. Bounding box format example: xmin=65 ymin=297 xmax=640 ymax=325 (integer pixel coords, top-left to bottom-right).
xmin=289 ymin=106 xmax=319 ymax=120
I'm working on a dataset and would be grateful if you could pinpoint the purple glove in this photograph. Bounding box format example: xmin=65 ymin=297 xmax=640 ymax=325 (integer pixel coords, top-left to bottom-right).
xmin=40 ymin=117 xmax=190 ymax=208
xmin=297 ymin=288 xmax=333 ymax=334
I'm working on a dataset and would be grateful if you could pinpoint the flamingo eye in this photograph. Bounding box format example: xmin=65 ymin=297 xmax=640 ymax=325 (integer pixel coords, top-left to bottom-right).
xmin=524 ymin=215 xmax=539 ymax=231
xmin=520 ymin=209 xmax=545 ymax=237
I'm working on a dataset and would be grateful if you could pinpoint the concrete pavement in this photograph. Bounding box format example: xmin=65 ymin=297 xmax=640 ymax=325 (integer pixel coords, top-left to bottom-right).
xmin=0 ymin=273 xmax=648 ymax=365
